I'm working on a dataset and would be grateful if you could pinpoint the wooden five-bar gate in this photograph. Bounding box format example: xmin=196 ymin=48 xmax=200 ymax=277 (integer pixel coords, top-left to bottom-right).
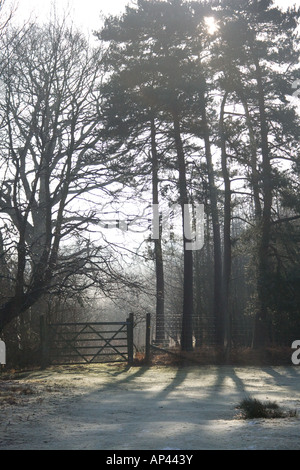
xmin=40 ymin=313 xmax=134 ymax=368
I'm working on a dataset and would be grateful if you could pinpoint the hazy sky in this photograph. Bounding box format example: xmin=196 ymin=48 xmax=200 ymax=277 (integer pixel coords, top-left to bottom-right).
xmin=9 ymin=0 xmax=300 ymax=33
xmin=11 ymin=0 xmax=129 ymax=32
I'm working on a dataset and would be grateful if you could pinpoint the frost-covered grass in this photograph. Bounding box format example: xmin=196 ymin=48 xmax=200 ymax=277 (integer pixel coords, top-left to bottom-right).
xmin=1 ymin=365 xmax=300 ymax=450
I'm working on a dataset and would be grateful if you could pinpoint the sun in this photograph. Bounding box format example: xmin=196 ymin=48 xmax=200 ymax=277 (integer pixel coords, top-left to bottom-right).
xmin=204 ymin=16 xmax=218 ymax=35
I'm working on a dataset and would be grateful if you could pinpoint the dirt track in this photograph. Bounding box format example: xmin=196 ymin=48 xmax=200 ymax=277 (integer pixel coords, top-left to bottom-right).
xmin=1 ymin=364 xmax=300 ymax=450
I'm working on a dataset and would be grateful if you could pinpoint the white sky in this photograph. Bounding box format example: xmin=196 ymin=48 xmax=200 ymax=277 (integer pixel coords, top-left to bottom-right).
xmin=7 ymin=0 xmax=300 ymax=34
xmin=9 ymin=0 xmax=129 ymax=32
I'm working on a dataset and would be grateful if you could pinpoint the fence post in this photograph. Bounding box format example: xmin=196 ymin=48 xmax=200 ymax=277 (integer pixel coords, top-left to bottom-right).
xmin=40 ymin=315 xmax=49 ymax=369
xmin=127 ymin=313 xmax=134 ymax=366
xmin=145 ymin=313 xmax=151 ymax=364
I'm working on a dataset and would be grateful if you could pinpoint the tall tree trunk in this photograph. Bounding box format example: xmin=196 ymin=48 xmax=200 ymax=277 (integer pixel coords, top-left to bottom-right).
xmin=150 ymin=116 xmax=165 ymax=344
xmin=199 ymin=95 xmax=224 ymax=346
xmin=252 ymin=53 xmax=272 ymax=349
xmin=236 ymin=87 xmax=262 ymax=221
xmin=220 ymin=92 xmax=232 ymax=357
xmin=172 ymin=112 xmax=194 ymax=352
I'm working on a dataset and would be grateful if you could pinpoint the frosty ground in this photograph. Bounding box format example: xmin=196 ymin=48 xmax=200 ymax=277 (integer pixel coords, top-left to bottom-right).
xmin=0 ymin=364 xmax=300 ymax=450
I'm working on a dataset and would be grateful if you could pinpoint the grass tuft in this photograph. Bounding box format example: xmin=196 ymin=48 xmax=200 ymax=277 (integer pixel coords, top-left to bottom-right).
xmin=236 ymin=396 xmax=297 ymax=419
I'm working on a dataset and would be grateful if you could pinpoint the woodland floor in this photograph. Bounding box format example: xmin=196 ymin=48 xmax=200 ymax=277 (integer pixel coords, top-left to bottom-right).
xmin=0 ymin=363 xmax=300 ymax=450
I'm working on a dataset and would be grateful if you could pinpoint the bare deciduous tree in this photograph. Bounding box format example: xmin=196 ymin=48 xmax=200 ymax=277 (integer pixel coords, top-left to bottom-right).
xmin=0 ymin=20 xmax=129 ymax=331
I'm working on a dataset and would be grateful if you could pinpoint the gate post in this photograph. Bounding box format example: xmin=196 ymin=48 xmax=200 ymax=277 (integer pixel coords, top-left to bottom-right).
xmin=40 ymin=315 xmax=49 ymax=369
xmin=145 ymin=313 xmax=151 ymax=364
xmin=127 ymin=313 xmax=134 ymax=366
